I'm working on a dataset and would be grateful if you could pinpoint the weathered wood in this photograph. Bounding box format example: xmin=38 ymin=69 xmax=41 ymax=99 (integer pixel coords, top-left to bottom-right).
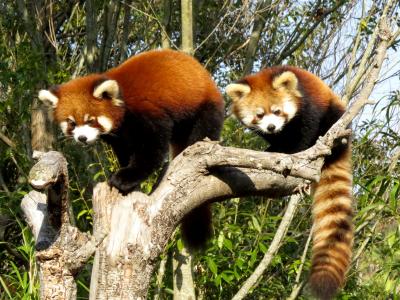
xmin=21 ymin=151 xmax=104 ymax=300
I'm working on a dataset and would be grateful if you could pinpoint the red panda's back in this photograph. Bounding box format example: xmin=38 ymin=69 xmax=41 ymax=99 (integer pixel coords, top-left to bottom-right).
xmin=106 ymin=50 xmax=223 ymax=116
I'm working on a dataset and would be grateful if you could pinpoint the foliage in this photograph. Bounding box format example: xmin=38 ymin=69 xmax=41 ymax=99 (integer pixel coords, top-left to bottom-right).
xmin=0 ymin=0 xmax=399 ymax=299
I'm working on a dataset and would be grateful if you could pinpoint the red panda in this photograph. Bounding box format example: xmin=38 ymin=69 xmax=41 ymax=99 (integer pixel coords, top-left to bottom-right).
xmin=226 ymin=66 xmax=353 ymax=300
xmin=38 ymin=49 xmax=225 ymax=249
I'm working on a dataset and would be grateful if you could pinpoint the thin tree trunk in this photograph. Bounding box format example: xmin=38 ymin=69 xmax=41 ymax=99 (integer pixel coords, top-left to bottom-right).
xmin=119 ymin=1 xmax=132 ymax=64
xmin=85 ymin=0 xmax=98 ymax=72
xmin=16 ymin=0 xmax=55 ymax=152
xmin=174 ymin=1 xmax=197 ymax=298
xmin=243 ymin=0 xmax=272 ymax=75
xmin=161 ymin=0 xmax=172 ymax=49
xmin=173 ymin=246 xmax=196 ymax=300
xmin=100 ymin=1 xmax=121 ymax=70
xmin=31 ymin=100 xmax=54 ymax=152
xmin=181 ymin=0 xmax=193 ymax=55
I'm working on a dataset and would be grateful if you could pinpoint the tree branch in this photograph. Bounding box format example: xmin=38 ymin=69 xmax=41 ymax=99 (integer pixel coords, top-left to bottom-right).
xmin=21 ymin=151 xmax=105 ymax=299
xmin=232 ymin=194 xmax=302 ymax=300
xmin=0 ymin=131 xmax=16 ymax=149
xmin=274 ymin=0 xmax=347 ymax=65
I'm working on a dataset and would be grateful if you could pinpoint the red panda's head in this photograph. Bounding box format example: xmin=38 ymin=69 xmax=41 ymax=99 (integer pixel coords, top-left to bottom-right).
xmin=39 ymin=75 xmax=125 ymax=144
xmin=226 ymin=69 xmax=301 ymax=135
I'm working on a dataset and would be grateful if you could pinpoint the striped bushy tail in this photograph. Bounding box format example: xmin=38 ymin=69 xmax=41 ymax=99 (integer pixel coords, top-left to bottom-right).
xmin=309 ymin=147 xmax=353 ymax=300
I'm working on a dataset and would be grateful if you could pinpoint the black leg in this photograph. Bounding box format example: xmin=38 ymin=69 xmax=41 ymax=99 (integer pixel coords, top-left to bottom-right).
xmin=185 ymin=101 xmax=224 ymax=145
xmin=181 ymin=203 xmax=213 ymax=250
xmin=175 ymin=101 xmax=224 ymax=248
xmin=107 ymin=116 xmax=172 ymax=194
xmin=109 ymin=137 xmax=169 ymax=194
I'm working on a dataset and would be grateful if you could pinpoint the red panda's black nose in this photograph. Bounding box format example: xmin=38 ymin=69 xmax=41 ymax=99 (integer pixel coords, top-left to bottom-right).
xmin=78 ymin=136 xmax=87 ymax=143
xmin=267 ymin=124 xmax=276 ymax=132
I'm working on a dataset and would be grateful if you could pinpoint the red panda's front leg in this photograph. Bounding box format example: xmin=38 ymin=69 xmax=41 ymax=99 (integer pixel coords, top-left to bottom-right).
xmin=105 ymin=119 xmax=171 ymax=194
xmin=108 ymin=140 xmax=169 ymax=194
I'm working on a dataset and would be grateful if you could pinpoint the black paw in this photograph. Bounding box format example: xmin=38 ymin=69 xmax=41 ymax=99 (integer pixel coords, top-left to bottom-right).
xmin=108 ymin=172 xmax=141 ymax=195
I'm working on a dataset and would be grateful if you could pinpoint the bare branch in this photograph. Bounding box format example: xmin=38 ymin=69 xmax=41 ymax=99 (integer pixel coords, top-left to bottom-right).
xmin=274 ymin=0 xmax=347 ymax=65
xmin=0 ymin=131 xmax=16 ymax=149
xmin=242 ymin=0 xmax=272 ymax=75
xmin=232 ymin=194 xmax=302 ymax=300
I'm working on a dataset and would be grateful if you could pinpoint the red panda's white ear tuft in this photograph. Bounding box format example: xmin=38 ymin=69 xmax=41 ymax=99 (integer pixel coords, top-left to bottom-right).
xmin=38 ymin=90 xmax=59 ymax=107
xmin=225 ymin=83 xmax=251 ymax=102
xmin=272 ymin=71 xmax=302 ymax=97
xmin=93 ymin=80 xmax=120 ymax=100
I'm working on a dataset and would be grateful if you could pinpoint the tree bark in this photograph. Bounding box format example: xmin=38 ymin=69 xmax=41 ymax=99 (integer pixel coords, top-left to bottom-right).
xmin=22 ymin=132 xmax=344 ymax=298
xmin=175 ymin=1 xmax=196 ymax=298
xmin=173 ymin=246 xmax=196 ymax=300
xmin=99 ymin=1 xmax=122 ymax=71
xmin=161 ymin=0 xmax=172 ymax=49
xmin=181 ymin=0 xmax=193 ymax=55
xmin=21 ymin=151 xmax=103 ymax=299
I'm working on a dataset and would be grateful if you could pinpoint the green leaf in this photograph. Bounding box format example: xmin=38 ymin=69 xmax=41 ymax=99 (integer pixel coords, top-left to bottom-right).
xmin=223 ymin=238 xmax=233 ymax=252
xmin=249 ymin=248 xmax=258 ymax=267
xmin=77 ymin=209 xmax=88 ymax=220
xmin=214 ymin=274 xmax=221 ymax=286
xmin=206 ymin=257 xmax=218 ymax=275
xmin=235 ymin=257 xmax=244 ymax=270
xmin=217 ymin=231 xmax=224 ymax=249
xmin=177 ymin=239 xmax=184 ymax=252
xmin=387 ymin=232 xmax=396 ymax=248
xmin=259 ymin=242 xmax=267 ymax=254
xmin=251 ymin=216 xmax=261 ymax=233
xmin=221 ymin=271 xmax=234 ymax=283
xmin=389 ymin=180 xmax=399 ymax=211
xmin=93 ymin=170 xmax=105 ymax=181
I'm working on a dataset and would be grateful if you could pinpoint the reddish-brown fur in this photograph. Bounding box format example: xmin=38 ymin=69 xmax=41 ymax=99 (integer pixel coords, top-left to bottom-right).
xmin=46 ymin=49 xmax=225 ymax=249
xmin=54 ymin=74 xmax=125 ymax=129
xmin=106 ymin=50 xmax=222 ymax=114
xmin=230 ymin=66 xmax=353 ymax=299
xmin=54 ymin=50 xmax=222 ymax=127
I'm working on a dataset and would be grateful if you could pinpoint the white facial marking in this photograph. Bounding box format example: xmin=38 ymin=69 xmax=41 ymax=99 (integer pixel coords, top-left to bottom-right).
xmin=59 ymin=121 xmax=68 ymax=135
xmin=68 ymin=115 xmax=75 ymax=122
xmin=239 ymin=109 xmax=256 ymax=126
xmin=84 ymin=114 xmax=89 ymax=122
xmin=255 ymin=107 xmax=264 ymax=116
xmin=282 ymin=99 xmax=297 ymax=120
xmin=72 ymin=125 xmax=100 ymax=144
xmin=259 ymin=114 xmax=286 ymax=134
xmin=97 ymin=116 xmax=113 ymax=133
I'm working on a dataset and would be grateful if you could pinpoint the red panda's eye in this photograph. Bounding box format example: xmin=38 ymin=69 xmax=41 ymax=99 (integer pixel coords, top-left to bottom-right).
xmin=273 ymin=109 xmax=281 ymax=116
xmin=87 ymin=119 xmax=96 ymax=125
xmin=67 ymin=119 xmax=76 ymax=127
xmin=256 ymin=112 xmax=264 ymax=118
